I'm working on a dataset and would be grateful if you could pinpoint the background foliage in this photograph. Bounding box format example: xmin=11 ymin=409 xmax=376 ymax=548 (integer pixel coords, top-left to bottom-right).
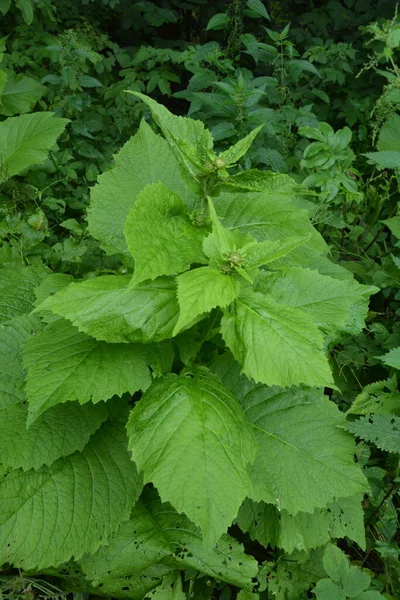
xmin=1 ymin=0 xmax=400 ymax=599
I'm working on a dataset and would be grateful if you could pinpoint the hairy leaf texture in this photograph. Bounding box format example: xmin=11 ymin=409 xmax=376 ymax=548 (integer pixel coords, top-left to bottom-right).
xmin=36 ymin=275 xmax=179 ymax=343
xmin=0 ymin=112 xmax=69 ymax=182
xmin=173 ymin=266 xmax=240 ymax=335
xmin=125 ymin=182 xmax=207 ymax=286
xmin=87 ymin=120 xmax=196 ymax=255
xmin=0 ymin=266 xmax=46 ymax=324
xmin=242 ymin=386 xmax=368 ymax=512
xmin=127 ymin=368 xmax=256 ymax=546
xmin=221 ymin=288 xmax=334 ymax=388
xmin=80 ymin=488 xmax=258 ymax=592
xmin=0 ymin=423 xmax=142 ymax=570
xmin=25 ymin=318 xmax=155 ymax=423
xmin=0 ymin=402 xmax=108 ymax=470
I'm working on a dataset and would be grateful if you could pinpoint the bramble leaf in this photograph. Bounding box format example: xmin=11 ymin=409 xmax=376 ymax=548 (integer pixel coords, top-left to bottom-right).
xmin=127 ymin=368 xmax=256 ymax=546
xmin=379 ymin=347 xmax=400 ymax=369
xmin=347 ymin=414 xmax=400 ymax=453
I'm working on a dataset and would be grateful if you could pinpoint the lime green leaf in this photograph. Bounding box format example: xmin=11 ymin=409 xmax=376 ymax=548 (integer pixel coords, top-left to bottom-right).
xmin=87 ymin=120 xmax=196 ymax=255
xmin=245 ymin=236 xmax=310 ymax=267
xmin=237 ymin=494 xmax=365 ymax=553
xmin=347 ymin=376 xmax=400 ymax=415
xmin=378 ymin=113 xmax=400 ymax=152
xmin=257 ymin=267 xmax=376 ymax=334
xmin=243 ymin=386 xmax=368 ymax=513
xmin=35 ymin=275 xmax=179 ymax=343
xmin=125 ymin=182 xmax=206 ymax=286
xmin=0 ymin=314 xmax=41 ymax=408
xmin=127 ymin=92 xmax=214 ymax=181
xmin=382 ymin=216 xmax=400 ymax=238
xmin=144 ymin=573 xmax=185 ymax=599
xmin=379 ymin=347 xmax=400 ymax=369
xmin=323 ymin=544 xmax=349 ymax=583
xmin=127 ymin=368 xmax=256 ymax=546
xmin=80 ymin=488 xmax=258 ymax=591
xmin=206 ymin=12 xmax=229 ymax=31
xmin=221 ymin=289 xmax=333 ymax=388
xmin=0 ymin=423 xmax=142 ymax=570
xmin=347 ymin=414 xmax=400 ymax=453
xmin=0 ymin=73 xmax=44 ymax=116
xmin=173 ymin=267 xmax=240 ymax=335
xmin=0 ymin=401 xmax=108 ymax=470
xmin=314 ymin=579 xmax=346 ymax=600
xmin=25 ymin=318 xmax=154 ymax=423
xmin=0 ymin=266 xmax=45 ymax=323
xmin=33 ymin=273 xmax=75 ymax=306
xmin=219 ymin=126 xmax=263 ymax=166
xmin=363 ymin=150 xmax=400 ymax=170
xmin=0 ymin=113 xmax=69 ymax=183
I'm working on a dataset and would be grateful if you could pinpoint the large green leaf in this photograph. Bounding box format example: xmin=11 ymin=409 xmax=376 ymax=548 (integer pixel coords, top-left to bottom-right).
xmin=87 ymin=120 xmax=196 ymax=255
xmin=0 ymin=423 xmax=142 ymax=570
xmin=125 ymin=182 xmax=207 ymax=286
xmin=0 ymin=72 xmax=44 ymax=116
xmin=0 ymin=266 xmax=45 ymax=323
xmin=221 ymin=288 xmax=333 ymax=388
xmin=237 ymin=494 xmax=365 ymax=554
xmin=36 ymin=275 xmax=179 ymax=343
xmin=0 ymin=402 xmax=108 ymax=470
xmin=127 ymin=368 xmax=256 ymax=546
xmin=379 ymin=347 xmax=400 ymax=370
xmin=363 ymin=150 xmax=400 ymax=170
xmin=173 ymin=266 xmax=240 ymax=335
xmin=25 ymin=318 xmax=155 ymax=423
xmin=0 ymin=314 xmax=41 ymax=408
xmin=257 ymin=267 xmax=376 ymax=334
xmin=0 ymin=112 xmax=68 ymax=183
xmin=80 ymin=488 xmax=258 ymax=592
xmin=242 ymin=386 xmax=367 ymax=513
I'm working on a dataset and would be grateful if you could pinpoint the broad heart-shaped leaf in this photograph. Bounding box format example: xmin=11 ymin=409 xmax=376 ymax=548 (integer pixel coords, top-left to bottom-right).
xmin=0 ymin=265 xmax=46 ymax=323
xmin=0 ymin=314 xmax=42 ymax=408
xmin=0 ymin=422 xmax=142 ymax=570
xmin=347 ymin=414 xmax=400 ymax=453
xmin=219 ymin=125 xmax=263 ymax=166
xmin=36 ymin=275 xmax=179 ymax=344
xmin=127 ymin=92 xmax=214 ymax=180
xmin=379 ymin=347 xmax=400 ymax=369
xmin=0 ymin=401 xmax=108 ymax=470
xmin=80 ymin=488 xmax=258 ymax=592
xmin=221 ymin=288 xmax=334 ymax=388
xmin=237 ymin=494 xmax=365 ymax=554
xmin=323 ymin=544 xmax=349 ymax=583
xmin=0 ymin=112 xmax=68 ymax=183
xmin=313 ymin=579 xmax=346 ymax=600
xmin=127 ymin=368 xmax=256 ymax=546
xmin=0 ymin=72 xmax=45 ymax=116
xmin=87 ymin=120 xmax=196 ymax=256
xmin=257 ymin=267 xmax=376 ymax=335
xmin=173 ymin=267 xmax=240 ymax=335
xmin=24 ymin=318 xmax=155 ymax=424
xmin=242 ymin=386 xmax=368 ymax=514
xmin=213 ymin=188 xmax=327 ymax=267
xmin=125 ymin=182 xmax=207 ymax=286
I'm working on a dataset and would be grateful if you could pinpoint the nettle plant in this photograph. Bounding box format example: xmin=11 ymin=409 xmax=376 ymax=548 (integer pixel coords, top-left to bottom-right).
xmin=0 ymin=95 xmax=379 ymax=598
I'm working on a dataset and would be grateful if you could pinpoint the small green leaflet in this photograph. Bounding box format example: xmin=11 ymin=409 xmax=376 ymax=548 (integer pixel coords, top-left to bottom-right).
xmin=378 ymin=347 xmax=400 ymax=370
xmin=173 ymin=266 xmax=240 ymax=335
xmin=35 ymin=275 xmax=179 ymax=343
xmin=127 ymin=368 xmax=256 ymax=546
xmin=0 ymin=314 xmax=41 ymax=408
xmin=80 ymin=488 xmax=258 ymax=592
xmin=219 ymin=125 xmax=263 ymax=166
xmin=221 ymin=288 xmax=334 ymax=388
xmin=269 ymin=548 xmax=326 ymax=600
xmin=0 ymin=401 xmax=108 ymax=470
xmin=0 ymin=423 xmax=142 ymax=570
xmin=25 ymin=318 xmax=155 ymax=423
xmin=242 ymin=386 xmax=368 ymax=513
xmin=347 ymin=375 xmax=400 ymax=415
xmin=313 ymin=579 xmax=346 ymax=600
xmin=0 ymin=112 xmax=69 ymax=183
xmin=237 ymin=494 xmax=365 ymax=554
xmin=87 ymin=120 xmax=196 ymax=255
xmin=125 ymin=182 xmax=207 ymax=286
xmin=347 ymin=414 xmax=400 ymax=453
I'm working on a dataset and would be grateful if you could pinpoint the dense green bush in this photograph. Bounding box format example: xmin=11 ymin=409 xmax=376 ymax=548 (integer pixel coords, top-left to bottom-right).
xmin=1 ymin=1 xmax=400 ymax=599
